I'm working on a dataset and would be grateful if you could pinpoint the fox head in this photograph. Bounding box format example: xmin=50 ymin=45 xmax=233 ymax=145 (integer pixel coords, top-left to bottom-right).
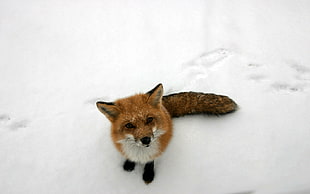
xmin=96 ymin=84 xmax=172 ymax=149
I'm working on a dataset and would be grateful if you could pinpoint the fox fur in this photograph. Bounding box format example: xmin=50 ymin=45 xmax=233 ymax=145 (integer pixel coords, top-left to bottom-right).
xmin=96 ymin=83 xmax=237 ymax=183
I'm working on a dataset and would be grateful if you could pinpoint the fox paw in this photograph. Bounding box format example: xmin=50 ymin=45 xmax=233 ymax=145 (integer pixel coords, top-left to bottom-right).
xmin=143 ymin=169 xmax=155 ymax=184
xmin=123 ymin=160 xmax=135 ymax=171
xmin=143 ymin=161 xmax=155 ymax=184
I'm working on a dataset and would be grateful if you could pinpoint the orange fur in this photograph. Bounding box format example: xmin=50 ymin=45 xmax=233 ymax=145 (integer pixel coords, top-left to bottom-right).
xmin=110 ymin=94 xmax=172 ymax=160
xmin=96 ymin=84 xmax=173 ymax=163
xmin=96 ymin=83 xmax=237 ymax=183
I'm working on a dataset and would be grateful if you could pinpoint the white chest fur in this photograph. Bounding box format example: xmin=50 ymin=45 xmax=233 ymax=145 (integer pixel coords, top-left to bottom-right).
xmin=117 ymin=129 xmax=165 ymax=163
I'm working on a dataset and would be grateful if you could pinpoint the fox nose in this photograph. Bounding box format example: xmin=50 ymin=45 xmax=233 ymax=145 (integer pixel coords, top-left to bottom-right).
xmin=140 ymin=136 xmax=151 ymax=145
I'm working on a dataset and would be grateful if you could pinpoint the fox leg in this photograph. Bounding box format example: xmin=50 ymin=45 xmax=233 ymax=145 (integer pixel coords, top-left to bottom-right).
xmin=123 ymin=159 xmax=136 ymax=171
xmin=143 ymin=161 xmax=155 ymax=184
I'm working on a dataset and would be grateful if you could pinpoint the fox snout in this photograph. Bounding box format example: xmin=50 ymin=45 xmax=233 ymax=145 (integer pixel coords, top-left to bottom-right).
xmin=135 ymin=132 xmax=153 ymax=147
xmin=132 ymin=127 xmax=155 ymax=147
xmin=136 ymin=127 xmax=165 ymax=147
xmin=140 ymin=136 xmax=151 ymax=146
xmin=123 ymin=131 xmax=155 ymax=147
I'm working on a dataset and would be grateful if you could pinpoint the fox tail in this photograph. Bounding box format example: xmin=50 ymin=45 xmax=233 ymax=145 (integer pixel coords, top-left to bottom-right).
xmin=162 ymin=92 xmax=238 ymax=118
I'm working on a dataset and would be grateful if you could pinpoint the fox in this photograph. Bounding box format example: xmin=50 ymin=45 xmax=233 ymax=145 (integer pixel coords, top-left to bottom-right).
xmin=96 ymin=83 xmax=237 ymax=184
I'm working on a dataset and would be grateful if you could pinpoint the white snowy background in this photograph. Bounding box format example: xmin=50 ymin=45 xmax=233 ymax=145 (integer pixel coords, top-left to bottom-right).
xmin=1 ymin=0 xmax=310 ymax=194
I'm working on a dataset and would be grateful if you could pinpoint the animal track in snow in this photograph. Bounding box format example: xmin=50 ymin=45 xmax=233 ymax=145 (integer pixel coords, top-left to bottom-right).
xmin=0 ymin=114 xmax=29 ymax=130
xmin=179 ymin=49 xmax=310 ymax=94
xmin=290 ymin=63 xmax=310 ymax=81
xmin=290 ymin=63 xmax=310 ymax=74
xmin=246 ymin=63 xmax=268 ymax=82
xmin=9 ymin=119 xmax=29 ymax=130
xmin=270 ymin=82 xmax=303 ymax=92
xmin=184 ymin=48 xmax=232 ymax=69
xmin=273 ymin=62 xmax=310 ymax=92
xmin=196 ymin=48 xmax=232 ymax=66
xmin=248 ymin=63 xmax=263 ymax=68
xmin=180 ymin=48 xmax=232 ymax=90
xmin=243 ymin=58 xmax=310 ymax=93
xmin=247 ymin=74 xmax=267 ymax=82
xmin=0 ymin=114 xmax=11 ymax=123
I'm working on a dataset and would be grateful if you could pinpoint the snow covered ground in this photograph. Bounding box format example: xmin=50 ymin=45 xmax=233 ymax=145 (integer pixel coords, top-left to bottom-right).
xmin=1 ymin=0 xmax=310 ymax=193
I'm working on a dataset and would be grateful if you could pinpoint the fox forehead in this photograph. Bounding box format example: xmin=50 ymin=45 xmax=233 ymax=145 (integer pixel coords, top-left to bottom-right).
xmin=115 ymin=94 xmax=158 ymax=121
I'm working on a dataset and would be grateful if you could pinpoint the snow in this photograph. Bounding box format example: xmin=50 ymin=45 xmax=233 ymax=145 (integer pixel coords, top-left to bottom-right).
xmin=1 ymin=0 xmax=310 ymax=194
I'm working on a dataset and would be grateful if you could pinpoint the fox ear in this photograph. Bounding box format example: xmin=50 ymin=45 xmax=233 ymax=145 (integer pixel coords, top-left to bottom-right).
xmin=96 ymin=101 xmax=120 ymax=121
xmin=146 ymin=83 xmax=163 ymax=107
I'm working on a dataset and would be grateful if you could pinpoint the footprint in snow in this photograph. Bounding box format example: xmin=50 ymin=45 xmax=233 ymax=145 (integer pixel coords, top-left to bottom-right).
xmin=9 ymin=119 xmax=29 ymax=130
xmin=270 ymin=62 xmax=310 ymax=93
xmin=271 ymin=82 xmax=303 ymax=92
xmin=179 ymin=48 xmax=232 ymax=89
xmin=183 ymin=48 xmax=232 ymax=69
xmin=246 ymin=63 xmax=269 ymax=82
xmin=247 ymin=74 xmax=267 ymax=82
xmin=248 ymin=63 xmax=263 ymax=68
xmin=0 ymin=114 xmax=11 ymax=123
xmin=290 ymin=63 xmax=310 ymax=81
xmin=0 ymin=114 xmax=29 ymax=130
xmin=290 ymin=63 xmax=310 ymax=73
xmin=245 ymin=60 xmax=309 ymax=93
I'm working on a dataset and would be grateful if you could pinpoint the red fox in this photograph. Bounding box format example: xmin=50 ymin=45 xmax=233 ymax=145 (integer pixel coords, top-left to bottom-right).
xmin=96 ymin=84 xmax=237 ymax=184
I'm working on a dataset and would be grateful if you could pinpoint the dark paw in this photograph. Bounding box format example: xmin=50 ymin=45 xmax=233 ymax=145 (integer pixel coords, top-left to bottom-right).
xmin=143 ymin=161 xmax=155 ymax=184
xmin=143 ymin=169 xmax=155 ymax=184
xmin=123 ymin=160 xmax=135 ymax=172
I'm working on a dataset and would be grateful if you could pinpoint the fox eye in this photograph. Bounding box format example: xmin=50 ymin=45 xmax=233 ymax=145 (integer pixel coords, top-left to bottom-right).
xmin=125 ymin=123 xmax=135 ymax=129
xmin=146 ymin=117 xmax=154 ymax=124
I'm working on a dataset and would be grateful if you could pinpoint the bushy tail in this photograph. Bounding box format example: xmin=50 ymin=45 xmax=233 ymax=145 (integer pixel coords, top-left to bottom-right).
xmin=162 ymin=92 xmax=238 ymax=118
